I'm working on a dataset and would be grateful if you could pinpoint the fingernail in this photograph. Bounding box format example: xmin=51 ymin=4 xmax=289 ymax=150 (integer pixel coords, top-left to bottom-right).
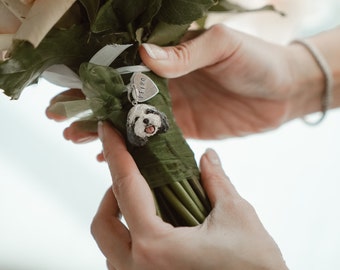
xmin=97 ymin=121 xmax=104 ymax=142
xmin=63 ymin=127 xmax=71 ymax=141
xmin=142 ymin=43 xmax=168 ymax=60
xmin=205 ymin=148 xmax=221 ymax=166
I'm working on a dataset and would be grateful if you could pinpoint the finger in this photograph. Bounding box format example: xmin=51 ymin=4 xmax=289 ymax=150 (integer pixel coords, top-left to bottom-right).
xmin=106 ymin=260 xmax=117 ymax=270
xmin=96 ymin=151 xmax=105 ymax=162
xmin=98 ymin=121 xmax=161 ymax=234
xmin=46 ymin=89 xmax=85 ymax=121
xmin=91 ymin=188 xmax=131 ymax=269
xmin=199 ymin=149 xmax=239 ymax=207
xmin=63 ymin=120 xmax=98 ymax=143
xmin=139 ymin=24 xmax=240 ymax=78
xmin=48 ymin=89 xmax=85 ymax=105
xmin=180 ymin=29 xmax=205 ymax=42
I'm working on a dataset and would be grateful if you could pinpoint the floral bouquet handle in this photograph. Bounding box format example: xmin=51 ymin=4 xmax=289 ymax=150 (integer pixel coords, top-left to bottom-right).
xmin=0 ymin=0 xmax=280 ymax=226
xmin=78 ymin=60 xmax=211 ymax=226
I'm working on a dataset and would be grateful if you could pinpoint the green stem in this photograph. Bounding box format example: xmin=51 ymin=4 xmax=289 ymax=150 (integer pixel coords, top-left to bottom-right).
xmin=160 ymin=186 xmax=200 ymax=226
xmin=169 ymin=181 xmax=206 ymax=223
xmin=189 ymin=177 xmax=211 ymax=212
xmin=151 ymin=190 xmax=162 ymax=218
xmin=181 ymin=180 xmax=209 ymax=216
xmin=155 ymin=190 xmax=181 ymax=226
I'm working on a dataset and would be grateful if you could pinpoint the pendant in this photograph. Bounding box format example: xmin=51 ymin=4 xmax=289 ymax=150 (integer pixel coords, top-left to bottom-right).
xmin=128 ymin=72 xmax=159 ymax=104
xmin=127 ymin=104 xmax=169 ymax=147
xmin=126 ymin=72 xmax=169 ymax=147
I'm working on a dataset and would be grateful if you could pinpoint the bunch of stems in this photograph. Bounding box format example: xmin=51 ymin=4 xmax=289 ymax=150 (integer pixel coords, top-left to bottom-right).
xmin=154 ymin=177 xmax=211 ymax=226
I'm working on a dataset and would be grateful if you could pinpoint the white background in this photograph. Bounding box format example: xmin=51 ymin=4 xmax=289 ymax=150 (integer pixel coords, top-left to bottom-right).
xmin=1 ymin=1 xmax=340 ymax=269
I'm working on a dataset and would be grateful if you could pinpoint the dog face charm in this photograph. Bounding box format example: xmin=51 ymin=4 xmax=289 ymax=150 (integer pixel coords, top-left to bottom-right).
xmin=126 ymin=104 xmax=169 ymax=147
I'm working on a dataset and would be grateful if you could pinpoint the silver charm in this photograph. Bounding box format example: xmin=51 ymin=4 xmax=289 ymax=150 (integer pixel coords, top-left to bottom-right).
xmin=126 ymin=72 xmax=169 ymax=146
xmin=128 ymin=72 xmax=159 ymax=104
xmin=126 ymin=104 xmax=169 ymax=147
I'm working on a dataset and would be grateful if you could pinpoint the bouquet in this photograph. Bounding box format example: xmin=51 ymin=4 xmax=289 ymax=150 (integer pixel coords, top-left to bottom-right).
xmin=0 ymin=0 xmax=280 ymax=226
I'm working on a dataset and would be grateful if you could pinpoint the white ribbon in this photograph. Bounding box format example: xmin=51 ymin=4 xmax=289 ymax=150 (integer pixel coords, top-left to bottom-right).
xmin=116 ymin=65 xmax=150 ymax=74
xmin=43 ymin=64 xmax=82 ymax=89
xmin=42 ymin=44 xmax=150 ymax=88
xmin=89 ymin=44 xmax=132 ymax=66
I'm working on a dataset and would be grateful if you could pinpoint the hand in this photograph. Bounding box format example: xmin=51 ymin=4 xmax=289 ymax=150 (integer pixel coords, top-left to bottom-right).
xmin=139 ymin=24 xmax=297 ymax=139
xmin=91 ymin=122 xmax=288 ymax=270
xmin=141 ymin=25 xmax=340 ymax=137
xmin=45 ymin=24 xmax=304 ymax=143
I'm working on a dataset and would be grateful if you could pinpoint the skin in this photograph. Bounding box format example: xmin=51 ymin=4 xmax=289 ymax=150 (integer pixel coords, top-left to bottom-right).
xmin=44 ymin=24 xmax=340 ymax=269
xmin=0 ymin=4 xmax=21 ymax=34
xmin=46 ymin=25 xmax=340 ymax=142
xmin=93 ymin=121 xmax=288 ymax=270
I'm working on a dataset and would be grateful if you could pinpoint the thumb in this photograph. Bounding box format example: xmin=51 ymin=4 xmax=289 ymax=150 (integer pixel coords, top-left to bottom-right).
xmin=97 ymin=121 xmax=157 ymax=233
xmin=199 ymin=148 xmax=239 ymax=206
xmin=139 ymin=24 xmax=240 ymax=78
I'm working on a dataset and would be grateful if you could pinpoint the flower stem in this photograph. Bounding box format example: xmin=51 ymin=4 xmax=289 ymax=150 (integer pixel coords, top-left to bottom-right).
xmin=181 ymin=180 xmax=209 ymax=216
xmin=189 ymin=177 xmax=211 ymax=212
xmin=160 ymin=185 xmax=200 ymax=226
xmin=155 ymin=190 xmax=181 ymax=226
xmin=169 ymin=181 xmax=206 ymax=223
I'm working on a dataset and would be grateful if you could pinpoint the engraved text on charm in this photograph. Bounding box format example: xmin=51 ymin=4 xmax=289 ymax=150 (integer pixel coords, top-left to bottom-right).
xmin=128 ymin=72 xmax=159 ymax=103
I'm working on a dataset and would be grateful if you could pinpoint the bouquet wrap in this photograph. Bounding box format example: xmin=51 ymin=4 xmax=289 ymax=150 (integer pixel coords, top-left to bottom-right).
xmin=0 ymin=0 xmax=281 ymax=226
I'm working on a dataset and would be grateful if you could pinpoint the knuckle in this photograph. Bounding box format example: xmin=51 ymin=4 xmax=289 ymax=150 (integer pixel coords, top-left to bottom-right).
xmin=103 ymin=145 xmax=113 ymax=162
xmin=224 ymin=196 xmax=256 ymax=219
xmin=210 ymin=176 xmax=232 ymax=197
xmin=172 ymin=42 xmax=192 ymax=66
xmin=111 ymin=173 xmax=139 ymax=199
xmin=208 ymin=169 xmax=230 ymax=188
xmin=205 ymin=24 xmax=241 ymax=62
xmin=208 ymin=23 xmax=229 ymax=38
xmin=90 ymin=214 xmax=101 ymax=238
xmin=111 ymin=175 xmax=128 ymax=197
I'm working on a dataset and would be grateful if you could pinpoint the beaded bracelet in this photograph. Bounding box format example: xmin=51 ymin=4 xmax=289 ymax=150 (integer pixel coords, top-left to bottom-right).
xmin=291 ymin=39 xmax=333 ymax=125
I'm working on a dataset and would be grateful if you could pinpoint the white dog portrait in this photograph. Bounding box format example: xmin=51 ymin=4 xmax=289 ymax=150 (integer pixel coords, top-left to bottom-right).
xmin=126 ymin=104 xmax=169 ymax=147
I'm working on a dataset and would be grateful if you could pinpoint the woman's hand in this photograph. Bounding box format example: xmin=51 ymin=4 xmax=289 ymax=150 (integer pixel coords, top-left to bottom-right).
xmin=46 ymin=24 xmax=327 ymax=142
xmin=91 ymin=122 xmax=288 ymax=270
xmin=139 ymin=24 xmax=297 ymax=139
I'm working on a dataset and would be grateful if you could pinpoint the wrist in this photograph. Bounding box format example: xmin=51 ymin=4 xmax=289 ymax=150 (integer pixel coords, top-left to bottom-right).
xmin=286 ymin=27 xmax=340 ymax=121
xmin=307 ymin=28 xmax=340 ymax=110
xmin=285 ymin=43 xmax=325 ymax=120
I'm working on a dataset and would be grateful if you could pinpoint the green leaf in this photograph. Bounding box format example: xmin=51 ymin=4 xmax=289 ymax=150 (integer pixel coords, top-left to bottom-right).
xmin=79 ymin=63 xmax=127 ymax=128
xmin=147 ymin=22 xmax=190 ymax=46
xmin=115 ymin=0 xmax=162 ymax=28
xmin=91 ymin=0 xmax=122 ymax=33
xmin=91 ymin=0 xmax=162 ymax=39
xmin=195 ymin=16 xmax=208 ymax=29
xmin=0 ymin=25 xmax=99 ymax=99
xmin=47 ymin=100 xmax=92 ymax=119
xmin=157 ymin=0 xmax=217 ymax=25
xmin=79 ymin=62 xmax=125 ymax=100
xmin=78 ymin=0 xmax=100 ymax=24
xmin=54 ymin=3 xmax=84 ymax=29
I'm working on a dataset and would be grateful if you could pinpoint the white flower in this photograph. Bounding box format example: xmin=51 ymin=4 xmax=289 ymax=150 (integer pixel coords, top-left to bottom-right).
xmin=0 ymin=3 xmax=21 ymax=34
xmin=0 ymin=0 xmax=76 ymax=60
xmin=20 ymin=0 xmax=35 ymax=4
xmin=0 ymin=0 xmax=31 ymax=59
